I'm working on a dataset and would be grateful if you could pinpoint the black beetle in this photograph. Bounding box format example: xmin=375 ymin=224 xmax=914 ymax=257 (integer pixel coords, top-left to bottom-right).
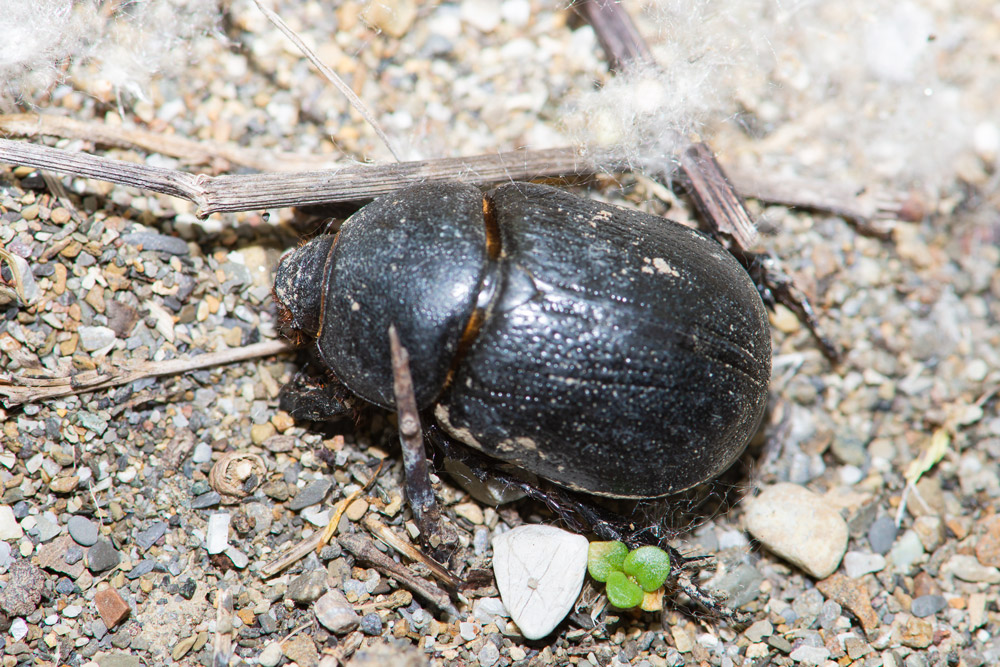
xmin=273 ymin=182 xmax=771 ymax=499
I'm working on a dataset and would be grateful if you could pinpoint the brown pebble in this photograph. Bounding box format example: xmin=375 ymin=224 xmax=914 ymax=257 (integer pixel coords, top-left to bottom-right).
xmin=974 ymin=514 xmax=1000 ymax=568
xmin=171 ymin=635 xmax=198 ymax=661
xmin=60 ymin=240 xmax=83 ymax=259
xmin=49 ymin=475 xmax=79 ymax=493
xmin=84 ymin=285 xmax=105 ymax=313
xmin=250 ymin=423 xmax=276 ymax=445
xmin=59 ymin=335 xmax=79 ymax=357
xmin=237 ymin=607 xmax=256 ymax=626
xmin=346 ymin=498 xmax=369 ymax=522
xmin=21 ymin=204 xmax=39 ymax=220
xmin=281 ymin=634 xmax=319 ymax=667
xmin=52 ymin=263 xmax=67 ymax=295
xmin=50 ymin=207 xmax=71 ymax=224
xmin=899 ymin=615 xmax=933 ymax=649
xmin=271 ymin=411 xmax=295 ymax=433
xmin=816 ymin=574 xmax=878 ymax=636
xmin=94 ymin=587 xmax=131 ymax=629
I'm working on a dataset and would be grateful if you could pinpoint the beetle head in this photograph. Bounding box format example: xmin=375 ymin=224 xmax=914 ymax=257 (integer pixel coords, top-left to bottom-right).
xmin=273 ymin=235 xmax=336 ymax=341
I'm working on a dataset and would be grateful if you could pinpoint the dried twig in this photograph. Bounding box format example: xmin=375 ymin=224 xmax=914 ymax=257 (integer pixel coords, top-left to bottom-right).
xmin=0 ymin=139 xmax=596 ymax=217
xmin=316 ymin=460 xmax=384 ymax=551
xmin=338 ymin=532 xmax=460 ymax=618
xmin=259 ymin=531 xmax=325 ymax=579
xmin=362 ymin=515 xmax=460 ymax=591
xmin=0 ymin=339 xmax=293 ymax=406
xmin=251 ymin=0 xmax=401 ymax=161
xmin=388 ymin=325 xmax=447 ymax=549
xmin=0 ymin=113 xmax=337 ymax=172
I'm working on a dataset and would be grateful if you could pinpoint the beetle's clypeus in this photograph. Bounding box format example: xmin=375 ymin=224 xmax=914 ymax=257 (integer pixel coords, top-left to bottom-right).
xmin=274 ymin=182 xmax=771 ymax=498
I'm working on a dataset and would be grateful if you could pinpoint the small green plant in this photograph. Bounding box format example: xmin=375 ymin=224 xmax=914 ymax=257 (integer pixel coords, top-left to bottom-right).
xmin=587 ymin=541 xmax=672 ymax=610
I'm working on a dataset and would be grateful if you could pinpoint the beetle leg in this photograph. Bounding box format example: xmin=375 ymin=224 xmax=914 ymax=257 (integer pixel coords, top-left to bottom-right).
xmin=278 ymin=365 xmax=359 ymax=422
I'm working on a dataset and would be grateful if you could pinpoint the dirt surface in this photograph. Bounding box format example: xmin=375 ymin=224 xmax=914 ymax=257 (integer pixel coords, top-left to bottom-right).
xmin=1 ymin=2 xmax=998 ymax=667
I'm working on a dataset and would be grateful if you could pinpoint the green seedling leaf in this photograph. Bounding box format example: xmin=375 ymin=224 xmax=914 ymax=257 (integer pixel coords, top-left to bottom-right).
xmin=587 ymin=540 xmax=628 ymax=583
xmin=622 ymin=545 xmax=671 ymax=592
xmin=605 ymin=571 xmax=644 ymax=609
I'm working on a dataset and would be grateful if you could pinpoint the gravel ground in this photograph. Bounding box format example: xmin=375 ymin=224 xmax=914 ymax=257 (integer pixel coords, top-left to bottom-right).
xmin=1 ymin=2 xmax=999 ymax=667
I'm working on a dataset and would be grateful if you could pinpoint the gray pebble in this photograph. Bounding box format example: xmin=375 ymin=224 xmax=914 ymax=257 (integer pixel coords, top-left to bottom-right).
xmin=33 ymin=515 xmax=62 ymax=542
xmin=225 ymin=547 xmax=249 ymax=569
xmin=889 ymin=530 xmax=925 ymax=572
xmin=911 ymin=594 xmax=947 ymax=618
xmin=121 ymin=232 xmax=189 ymax=255
xmin=478 ymin=641 xmax=500 ymax=667
xmin=258 ymin=612 xmax=278 ymax=634
xmin=792 ymin=588 xmax=824 ymax=623
xmin=0 ymin=542 xmax=12 ymax=569
xmin=711 ymin=562 xmax=763 ymax=609
xmin=288 ymin=479 xmax=333 ymax=511
xmin=192 ymin=443 xmax=213 ymax=464
xmin=0 ymin=561 xmax=45 ymax=616
xmin=125 ymin=559 xmax=156 ymax=580
xmin=257 ymin=642 xmax=283 ymax=667
xmin=843 ymin=551 xmax=886 ymax=578
xmin=191 ymin=491 xmax=222 ymax=509
xmin=91 ymin=618 xmax=108 ymax=640
xmin=78 ymin=325 xmax=116 ymax=351
xmin=318 ymin=542 xmax=342 ymax=560
xmin=789 ymin=645 xmax=830 ymax=665
xmin=64 ymin=545 xmax=84 ymax=565
xmin=68 ymin=516 xmax=99 ymax=546
xmin=86 ymin=539 xmax=121 ymax=573
xmin=314 ymin=590 xmax=360 ymax=635
xmin=287 ymin=570 xmax=328 ymax=604
xmin=867 ymin=516 xmax=898 ymax=554
xmin=342 ymin=578 xmax=367 ymax=600
xmin=360 ymin=612 xmax=382 ymax=636
xmin=818 ymin=600 xmax=841 ymax=629
xmin=135 ymin=522 xmax=167 ymax=551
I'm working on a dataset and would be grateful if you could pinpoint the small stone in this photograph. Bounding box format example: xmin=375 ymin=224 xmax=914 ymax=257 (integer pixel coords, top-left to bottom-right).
xmin=67 ymin=515 xmax=99 ymax=546
xmin=789 ymin=646 xmax=831 ymax=665
xmin=459 ymin=621 xmax=477 ymax=642
xmin=911 ymin=594 xmax=947 ymax=618
xmin=472 ymin=597 xmax=509 ymax=625
xmin=191 ymin=491 xmax=222 ymax=509
xmin=867 ymin=516 xmax=897 ymax=554
xmin=87 ymin=539 xmax=122 ymax=573
xmin=478 ymin=641 xmax=501 ymax=667
xmin=816 ymin=574 xmax=879 ymax=635
xmin=361 ymin=0 xmax=417 ymax=38
xmin=288 ymin=479 xmax=333 ymax=511
xmin=121 ymin=232 xmax=189 ymax=255
xmin=206 ymin=513 xmax=231 ymax=554
xmin=943 ymin=554 xmax=1000 ymax=583
xmin=913 ymin=515 xmax=944 ymax=553
xmin=454 ymin=502 xmax=485 ymax=525
xmin=258 ymin=642 xmax=283 ymax=667
xmin=843 ymin=551 xmax=886 ymax=578
xmin=0 ymin=561 xmax=45 ymax=616
xmin=225 ymin=546 xmax=249 ymax=569
xmin=49 ymin=475 xmax=80 ymax=493
xmin=281 ymin=633 xmax=319 ymax=667
xmin=0 ymin=505 xmax=24 ymax=539
xmin=192 ymin=442 xmax=213 ymax=463
xmin=889 ymin=530 xmax=925 ymax=572
xmin=135 ymin=522 xmax=167 ymax=550
xmin=96 ymin=653 xmax=142 ymax=667
xmin=974 ymin=514 xmax=1000 ymax=568
xmin=743 ymin=483 xmax=848 ymax=578
xmin=32 ymin=514 xmax=62 ymax=542
xmin=125 ymin=559 xmax=156 ymax=579
xmin=900 ymin=615 xmax=933 ymax=648
xmin=360 ymin=612 xmax=382 ymax=636
xmin=315 ymin=589 xmax=360 ymax=634
xmin=844 ymin=636 xmax=871 ymax=660
xmin=287 ymin=570 xmax=328 ymax=604
xmin=78 ymin=325 xmax=116 ymax=352
xmin=744 ymin=619 xmax=773 ymax=642
xmin=94 ymin=587 xmax=131 ymax=629
xmin=10 ymin=617 xmax=28 ymax=640
xmin=461 ymin=0 xmax=501 ymax=32
xmin=171 ymin=635 xmax=198 ymax=661
xmin=37 ymin=535 xmax=85 ymax=577
xmin=345 ymin=498 xmax=369 ymax=522
xmin=491 ymin=524 xmax=589 ymax=640
xmin=250 ymin=422 xmax=276 ymax=445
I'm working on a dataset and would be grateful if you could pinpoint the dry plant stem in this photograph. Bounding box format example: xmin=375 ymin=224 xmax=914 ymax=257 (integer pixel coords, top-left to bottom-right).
xmin=388 ymin=325 xmax=444 ymax=546
xmin=680 ymin=143 xmax=760 ymax=249
xmin=316 ymin=460 xmax=385 ymax=551
xmin=0 ymin=113 xmax=342 ymax=172
xmin=212 ymin=589 xmax=235 ymax=667
xmin=575 ymin=0 xmax=653 ymax=71
xmin=362 ymin=515 xmax=461 ymax=591
xmin=0 ymin=139 xmax=596 ymax=217
xmin=0 ymin=339 xmax=293 ymax=406
xmin=337 ymin=532 xmax=460 ymax=618
xmin=251 ymin=0 xmax=401 ymax=162
xmin=259 ymin=531 xmax=325 ymax=579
